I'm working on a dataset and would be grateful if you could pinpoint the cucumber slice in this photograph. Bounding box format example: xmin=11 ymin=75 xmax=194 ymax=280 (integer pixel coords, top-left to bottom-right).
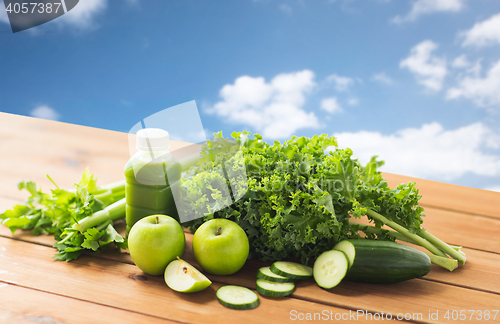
xmin=313 ymin=250 xmax=349 ymax=289
xmin=216 ymin=285 xmax=259 ymax=310
xmin=333 ymin=240 xmax=355 ymax=268
xmin=269 ymin=261 xmax=313 ymax=280
xmin=256 ymin=267 xmax=296 ymax=283
xmin=256 ymin=279 xmax=295 ymax=297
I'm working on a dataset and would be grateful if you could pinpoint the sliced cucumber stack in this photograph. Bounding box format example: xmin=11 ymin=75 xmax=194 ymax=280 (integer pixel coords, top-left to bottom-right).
xmin=256 ymin=279 xmax=295 ymax=297
xmin=313 ymin=250 xmax=349 ymax=289
xmin=269 ymin=261 xmax=313 ymax=280
xmin=216 ymin=285 xmax=259 ymax=310
xmin=256 ymin=267 xmax=296 ymax=283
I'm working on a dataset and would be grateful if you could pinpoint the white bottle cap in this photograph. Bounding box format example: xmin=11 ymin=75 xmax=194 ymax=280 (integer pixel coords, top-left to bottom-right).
xmin=136 ymin=128 xmax=170 ymax=152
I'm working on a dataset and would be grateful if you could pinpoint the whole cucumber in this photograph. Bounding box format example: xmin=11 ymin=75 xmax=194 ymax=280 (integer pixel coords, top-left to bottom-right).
xmin=334 ymin=239 xmax=431 ymax=284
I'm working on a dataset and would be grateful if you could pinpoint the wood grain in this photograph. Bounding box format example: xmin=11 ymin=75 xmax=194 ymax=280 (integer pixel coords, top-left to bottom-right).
xmin=420 ymin=206 xmax=500 ymax=254
xmin=0 ymin=112 xmax=191 ymax=201
xmin=2 ymin=220 xmax=500 ymax=319
xmin=0 ymin=197 xmax=23 ymax=215
xmin=1 ymin=233 xmax=499 ymax=324
xmin=0 ymin=284 xmax=178 ymax=324
xmin=0 ymin=236 xmax=374 ymax=324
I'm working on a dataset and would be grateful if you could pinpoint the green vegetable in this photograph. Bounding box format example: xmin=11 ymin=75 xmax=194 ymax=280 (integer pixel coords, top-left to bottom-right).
xmin=0 ymin=168 xmax=127 ymax=261
xmin=350 ymin=223 xmax=459 ymax=271
xmin=425 ymin=252 xmax=458 ymax=271
xmin=269 ymin=261 xmax=313 ymax=280
xmin=335 ymin=239 xmax=431 ymax=284
xmin=185 ymin=132 xmax=465 ymax=270
xmin=255 ymin=279 xmax=295 ymax=297
xmin=313 ymin=249 xmax=349 ymax=289
xmin=256 ymin=266 xmax=296 ymax=283
xmin=216 ymin=285 xmax=260 ymax=310
xmin=332 ymin=240 xmax=355 ymax=268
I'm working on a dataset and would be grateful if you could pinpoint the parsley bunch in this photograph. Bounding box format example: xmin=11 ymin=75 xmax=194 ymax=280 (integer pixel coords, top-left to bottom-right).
xmin=185 ymin=132 xmax=465 ymax=270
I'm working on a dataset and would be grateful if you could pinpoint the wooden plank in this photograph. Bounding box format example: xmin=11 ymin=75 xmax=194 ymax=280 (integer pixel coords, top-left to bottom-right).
xmin=424 ymin=248 xmax=500 ymax=294
xmin=0 ymin=236 xmax=370 ymax=324
xmin=0 ymin=284 xmax=177 ymax=324
xmin=0 ymin=113 xmax=128 ymax=198
xmin=0 ymin=112 xmax=191 ymax=201
xmin=2 ymin=223 xmax=500 ymax=323
xmin=0 ymin=224 xmax=59 ymax=247
xmin=0 ymin=197 xmax=23 ymax=215
xmin=420 ymin=206 xmax=500 ymax=254
xmin=383 ymin=172 xmax=500 ymax=219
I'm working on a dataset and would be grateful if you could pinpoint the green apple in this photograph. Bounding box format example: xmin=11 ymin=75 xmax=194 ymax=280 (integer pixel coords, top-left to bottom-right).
xmin=164 ymin=257 xmax=212 ymax=293
xmin=128 ymin=215 xmax=185 ymax=276
xmin=192 ymin=219 xmax=249 ymax=275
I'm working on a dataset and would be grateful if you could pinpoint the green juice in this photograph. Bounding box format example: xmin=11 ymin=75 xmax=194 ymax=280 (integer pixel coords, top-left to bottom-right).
xmin=125 ymin=128 xmax=182 ymax=235
xmin=124 ymin=156 xmax=181 ymax=234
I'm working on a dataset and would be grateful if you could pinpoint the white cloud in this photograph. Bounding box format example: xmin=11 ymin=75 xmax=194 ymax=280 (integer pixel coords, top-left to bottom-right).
xmin=326 ymin=74 xmax=354 ymax=92
xmin=208 ymin=70 xmax=320 ymax=139
xmin=334 ymin=122 xmax=500 ymax=181
xmin=321 ymin=97 xmax=343 ymax=114
xmin=400 ymin=40 xmax=447 ymax=91
xmin=371 ymin=72 xmax=394 ymax=84
xmin=392 ymin=0 xmax=464 ymax=23
xmin=467 ymin=60 xmax=483 ymax=77
xmin=461 ymin=13 xmax=500 ymax=47
xmin=447 ymin=59 xmax=500 ymax=107
xmin=279 ymin=4 xmax=293 ymax=14
xmin=30 ymin=105 xmax=60 ymax=121
xmin=56 ymin=0 xmax=107 ymax=30
xmin=451 ymin=54 xmax=470 ymax=69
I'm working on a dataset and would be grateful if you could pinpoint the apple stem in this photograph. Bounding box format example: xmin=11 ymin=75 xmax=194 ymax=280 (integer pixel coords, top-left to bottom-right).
xmin=155 ymin=216 xmax=159 ymax=224
xmin=216 ymin=226 xmax=222 ymax=236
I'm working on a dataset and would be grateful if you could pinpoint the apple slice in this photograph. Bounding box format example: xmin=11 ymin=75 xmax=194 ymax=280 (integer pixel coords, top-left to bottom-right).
xmin=164 ymin=258 xmax=212 ymax=293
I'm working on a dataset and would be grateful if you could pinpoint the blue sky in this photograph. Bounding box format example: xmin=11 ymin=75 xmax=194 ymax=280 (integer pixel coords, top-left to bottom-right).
xmin=1 ymin=0 xmax=500 ymax=191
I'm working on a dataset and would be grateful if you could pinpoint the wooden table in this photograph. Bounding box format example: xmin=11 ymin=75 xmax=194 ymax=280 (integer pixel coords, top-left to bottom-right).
xmin=1 ymin=112 xmax=499 ymax=323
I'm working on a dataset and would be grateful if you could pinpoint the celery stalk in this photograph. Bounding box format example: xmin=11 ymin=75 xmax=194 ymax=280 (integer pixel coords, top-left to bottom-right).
xmin=424 ymin=253 xmax=458 ymax=271
xmin=417 ymin=229 xmax=467 ymax=265
xmin=72 ymin=198 xmax=126 ymax=232
xmin=365 ymin=209 xmax=447 ymax=258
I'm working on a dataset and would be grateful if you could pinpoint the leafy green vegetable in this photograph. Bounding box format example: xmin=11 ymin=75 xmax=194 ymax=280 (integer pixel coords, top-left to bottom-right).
xmin=0 ymin=168 xmax=126 ymax=261
xmin=184 ymin=132 xmax=465 ymax=269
